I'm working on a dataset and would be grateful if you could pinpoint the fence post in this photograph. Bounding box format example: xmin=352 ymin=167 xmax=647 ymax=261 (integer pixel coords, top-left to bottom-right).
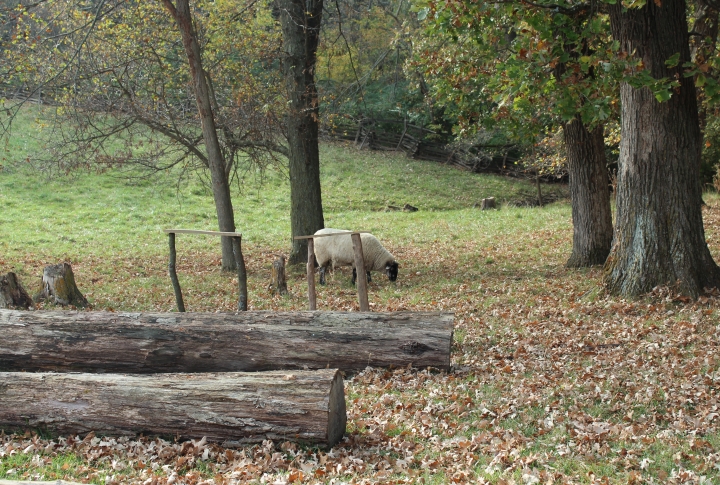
xmin=307 ymin=238 xmax=317 ymax=310
xmin=231 ymin=236 xmax=248 ymax=311
xmin=351 ymin=233 xmax=370 ymax=311
xmin=167 ymin=232 xmax=186 ymax=312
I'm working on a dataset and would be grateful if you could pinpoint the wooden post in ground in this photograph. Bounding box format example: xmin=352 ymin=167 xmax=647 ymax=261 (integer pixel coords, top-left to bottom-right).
xmin=168 ymin=232 xmax=186 ymax=312
xmin=164 ymin=229 xmax=245 ymax=311
xmin=231 ymin=236 xmax=248 ymax=311
xmin=307 ymin=238 xmax=317 ymax=310
xmin=351 ymin=233 xmax=370 ymax=311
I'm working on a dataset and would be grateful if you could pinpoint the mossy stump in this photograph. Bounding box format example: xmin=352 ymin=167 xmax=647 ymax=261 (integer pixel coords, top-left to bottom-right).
xmin=34 ymin=262 xmax=88 ymax=308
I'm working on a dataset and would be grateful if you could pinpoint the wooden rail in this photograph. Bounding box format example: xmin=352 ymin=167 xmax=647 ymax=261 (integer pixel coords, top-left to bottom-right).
xmin=163 ymin=229 xmax=247 ymax=312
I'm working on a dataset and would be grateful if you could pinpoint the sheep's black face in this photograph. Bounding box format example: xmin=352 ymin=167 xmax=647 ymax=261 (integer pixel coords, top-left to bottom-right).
xmin=385 ymin=261 xmax=399 ymax=281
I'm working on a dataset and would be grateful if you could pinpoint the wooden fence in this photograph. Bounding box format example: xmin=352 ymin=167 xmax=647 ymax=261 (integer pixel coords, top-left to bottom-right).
xmin=322 ymin=117 xmax=522 ymax=175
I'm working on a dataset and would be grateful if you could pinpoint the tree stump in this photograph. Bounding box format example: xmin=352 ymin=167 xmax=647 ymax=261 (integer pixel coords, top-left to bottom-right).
xmin=270 ymin=255 xmax=289 ymax=296
xmin=481 ymin=197 xmax=496 ymax=210
xmin=34 ymin=263 xmax=88 ymax=308
xmin=0 ymin=272 xmax=32 ymax=310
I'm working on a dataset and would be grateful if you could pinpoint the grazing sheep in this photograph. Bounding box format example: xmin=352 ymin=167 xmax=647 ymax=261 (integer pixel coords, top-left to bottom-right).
xmin=313 ymin=228 xmax=399 ymax=285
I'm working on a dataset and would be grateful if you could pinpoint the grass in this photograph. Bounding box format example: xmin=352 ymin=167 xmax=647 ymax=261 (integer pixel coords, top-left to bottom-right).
xmin=1 ymin=106 xmax=720 ymax=484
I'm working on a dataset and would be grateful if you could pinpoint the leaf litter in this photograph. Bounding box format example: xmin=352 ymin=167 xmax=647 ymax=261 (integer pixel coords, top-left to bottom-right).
xmin=1 ymin=202 xmax=720 ymax=484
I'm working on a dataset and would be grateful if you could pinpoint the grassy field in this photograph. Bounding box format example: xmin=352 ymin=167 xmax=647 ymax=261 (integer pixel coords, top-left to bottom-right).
xmin=1 ymin=108 xmax=720 ymax=484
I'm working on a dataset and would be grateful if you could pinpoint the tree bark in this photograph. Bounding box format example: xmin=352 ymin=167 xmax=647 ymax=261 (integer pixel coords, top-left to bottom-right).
xmin=0 ymin=272 xmax=32 ymax=309
xmin=606 ymin=0 xmax=720 ymax=298
xmin=270 ymin=255 xmax=289 ymax=296
xmin=563 ymin=117 xmax=613 ymax=267
xmin=0 ymin=369 xmax=346 ymax=448
xmin=162 ymin=0 xmax=237 ymax=271
xmin=0 ymin=309 xmax=454 ymax=373
xmin=34 ymin=263 xmax=88 ymax=308
xmin=278 ymin=0 xmax=325 ymax=264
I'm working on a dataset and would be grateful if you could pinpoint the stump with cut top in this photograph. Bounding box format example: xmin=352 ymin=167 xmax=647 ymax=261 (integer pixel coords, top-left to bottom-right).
xmin=34 ymin=263 xmax=88 ymax=308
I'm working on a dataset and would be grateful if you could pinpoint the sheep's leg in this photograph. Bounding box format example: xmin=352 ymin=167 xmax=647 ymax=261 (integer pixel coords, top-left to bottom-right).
xmin=366 ymin=271 xmax=372 ymax=283
xmin=319 ymin=266 xmax=327 ymax=285
xmin=351 ymin=268 xmax=357 ymax=286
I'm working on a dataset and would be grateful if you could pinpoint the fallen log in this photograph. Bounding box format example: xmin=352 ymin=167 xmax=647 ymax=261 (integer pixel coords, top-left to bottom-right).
xmin=0 ymin=369 xmax=346 ymax=448
xmin=0 ymin=310 xmax=453 ymax=373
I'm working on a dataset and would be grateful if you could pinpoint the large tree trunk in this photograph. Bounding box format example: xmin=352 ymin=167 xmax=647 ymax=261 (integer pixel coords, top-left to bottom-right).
xmin=0 ymin=309 xmax=454 ymax=373
xmin=278 ymin=0 xmax=325 ymax=264
xmin=0 ymin=369 xmax=346 ymax=448
xmin=606 ymin=0 xmax=720 ymax=298
xmin=563 ymin=117 xmax=613 ymax=267
xmin=162 ymin=0 xmax=237 ymax=271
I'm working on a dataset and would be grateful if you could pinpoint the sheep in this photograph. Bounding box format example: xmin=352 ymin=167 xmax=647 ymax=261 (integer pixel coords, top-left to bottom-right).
xmin=313 ymin=228 xmax=399 ymax=285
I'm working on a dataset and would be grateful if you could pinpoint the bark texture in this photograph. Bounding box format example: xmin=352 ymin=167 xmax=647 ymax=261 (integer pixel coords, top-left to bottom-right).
xmin=563 ymin=118 xmax=613 ymax=268
xmin=278 ymin=0 xmax=325 ymax=264
xmin=0 ymin=272 xmax=32 ymax=309
xmin=0 ymin=369 xmax=346 ymax=448
xmin=162 ymin=0 xmax=237 ymax=270
xmin=270 ymin=255 xmax=289 ymax=296
xmin=0 ymin=309 xmax=453 ymax=373
xmin=34 ymin=263 xmax=88 ymax=308
xmin=606 ymin=0 xmax=720 ymax=297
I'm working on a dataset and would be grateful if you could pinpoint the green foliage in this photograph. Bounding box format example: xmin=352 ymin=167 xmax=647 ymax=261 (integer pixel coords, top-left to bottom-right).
xmin=413 ymin=0 xmax=622 ymax=146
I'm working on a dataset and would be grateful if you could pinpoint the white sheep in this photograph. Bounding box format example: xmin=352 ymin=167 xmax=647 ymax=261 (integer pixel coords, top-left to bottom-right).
xmin=313 ymin=228 xmax=399 ymax=285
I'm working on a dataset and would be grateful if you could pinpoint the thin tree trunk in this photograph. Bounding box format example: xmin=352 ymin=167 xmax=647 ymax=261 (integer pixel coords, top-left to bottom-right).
xmin=564 ymin=117 xmax=613 ymax=267
xmin=162 ymin=0 xmax=237 ymax=270
xmin=606 ymin=0 xmax=720 ymax=297
xmin=278 ymin=0 xmax=325 ymax=264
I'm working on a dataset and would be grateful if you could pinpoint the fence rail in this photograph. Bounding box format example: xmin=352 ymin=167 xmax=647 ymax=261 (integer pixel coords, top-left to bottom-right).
xmin=322 ymin=117 xmax=523 ymax=176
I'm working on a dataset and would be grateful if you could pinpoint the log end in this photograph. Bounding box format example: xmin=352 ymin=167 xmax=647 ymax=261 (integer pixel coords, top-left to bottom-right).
xmin=327 ymin=370 xmax=347 ymax=448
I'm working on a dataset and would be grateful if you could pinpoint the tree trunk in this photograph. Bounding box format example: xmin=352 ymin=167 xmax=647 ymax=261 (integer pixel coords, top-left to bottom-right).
xmin=0 ymin=369 xmax=346 ymax=448
xmin=0 ymin=309 xmax=454 ymax=373
xmin=162 ymin=0 xmax=237 ymax=271
xmin=606 ymin=0 xmax=720 ymax=297
xmin=278 ymin=0 xmax=325 ymax=264
xmin=0 ymin=272 xmax=32 ymax=309
xmin=34 ymin=263 xmax=88 ymax=308
xmin=563 ymin=117 xmax=613 ymax=267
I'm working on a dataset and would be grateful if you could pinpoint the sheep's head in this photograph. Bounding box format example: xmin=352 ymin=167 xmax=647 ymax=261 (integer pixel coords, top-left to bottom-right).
xmin=385 ymin=261 xmax=399 ymax=281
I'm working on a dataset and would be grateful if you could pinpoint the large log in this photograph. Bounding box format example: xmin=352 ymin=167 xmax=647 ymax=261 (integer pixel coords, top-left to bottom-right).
xmin=0 ymin=310 xmax=453 ymax=373
xmin=0 ymin=369 xmax=346 ymax=448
